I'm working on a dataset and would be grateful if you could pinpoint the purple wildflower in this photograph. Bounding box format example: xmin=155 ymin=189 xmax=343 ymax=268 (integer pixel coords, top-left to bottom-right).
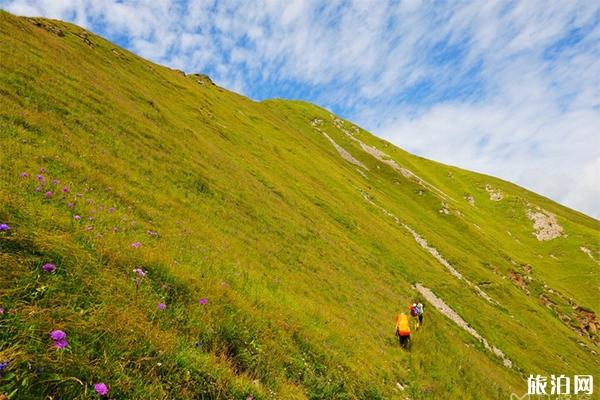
xmin=0 ymin=224 xmax=10 ymax=231
xmin=0 ymin=307 xmax=4 ymax=315
xmin=108 ymin=207 xmax=115 ymax=213
xmin=39 ymin=167 xmax=45 ymax=173
xmin=45 ymin=191 xmax=53 ymax=198
xmin=49 ymin=330 xmax=66 ymax=341
xmin=131 ymin=241 xmax=142 ymax=249
xmin=157 ymin=303 xmax=166 ymax=311
xmin=199 ymin=298 xmax=208 ymax=305
xmin=36 ymin=174 xmax=44 ymax=181
xmin=67 ymin=202 xmax=75 ymax=208
xmin=74 ymin=215 xmax=81 ymax=221
xmin=20 ymin=172 xmax=29 ymax=178
xmin=133 ymin=268 xmax=146 ymax=277
xmin=94 ymin=382 xmax=109 ymax=396
xmin=0 ymin=361 xmax=8 ymax=376
xmin=42 ymin=263 xmax=56 ymax=273
xmin=53 ymin=338 xmax=69 ymax=349
xmin=52 ymin=179 xmax=60 ymax=185
xmin=62 ymin=186 xmax=70 ymax=193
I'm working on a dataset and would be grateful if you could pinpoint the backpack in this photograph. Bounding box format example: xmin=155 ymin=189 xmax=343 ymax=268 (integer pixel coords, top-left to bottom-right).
xmin=410 ymin=305 xmax=417 ymax=317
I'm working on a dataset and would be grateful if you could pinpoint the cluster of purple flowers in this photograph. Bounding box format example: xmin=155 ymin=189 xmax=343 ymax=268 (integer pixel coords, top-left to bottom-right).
xmin=42 ymin=263 xmax=56 ymax=273
xmin=49 ymin=330 xmax=68 ymax=349
xmin=94 ymin=382 xmax=109 ymax=396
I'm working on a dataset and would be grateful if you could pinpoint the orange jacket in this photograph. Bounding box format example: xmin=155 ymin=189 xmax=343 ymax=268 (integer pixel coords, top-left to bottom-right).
xmin=396 ymin=314 xmax=410 ymax=336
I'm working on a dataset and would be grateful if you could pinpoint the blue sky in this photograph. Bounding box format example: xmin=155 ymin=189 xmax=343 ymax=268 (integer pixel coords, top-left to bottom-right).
xmin=2 ymin=1 xmax=599 ymax=218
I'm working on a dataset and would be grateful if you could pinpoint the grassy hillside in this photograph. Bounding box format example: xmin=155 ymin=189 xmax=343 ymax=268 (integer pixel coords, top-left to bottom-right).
xmin=0 ymin=10 xmax=598 ymax=399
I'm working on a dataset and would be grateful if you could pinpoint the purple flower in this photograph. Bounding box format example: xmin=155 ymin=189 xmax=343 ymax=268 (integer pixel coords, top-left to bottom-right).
xmin=62 ymin=186 xmax=70 ymax=193
xmin=157 ymin=303 xmax=166 ymax=311
xmin=36 ymin=174 xmax=44 ymax=181
xmin=133 ymin=268 xmax=146 ymax=277
xmin=0 ymin=307 xmax=4 ymax=315
xmin=108 ymin=207 xmax=115 ymax=213
xmin=42 ymin=263 xmax=56 ymax=273
xmin=94 ymin=382 xmax=109 ymax=396
xmin=0 ymin=360 xmax=8 ymax=374
xmin=39 ymin=167 xmax=45 ymax=173
xmin=199 ymin=298 xmax=208 ymax=305
xmin=20 ymin=172 xmax=29 ymax=178
xmin=0 ymin=224 xmax=10 ymax=231
xmin=44 ymin=191 xmax=53 ymax=198
xmin=74 ymin=215 xmax=81 ymax=221
xmin=52 ymin=179 xmax=60 ymax=185
xmin=67 ymin=202 xmax=75 ymax=208
xmin=53 ymin=338 xmax=69 ymax=349
xmin=49 ymin=330 xmax=66 ymax=341
xmin=194 ymin=341 xmax=201 ymax=348
xmin=131 ymin=241 xmax=142 ymax=249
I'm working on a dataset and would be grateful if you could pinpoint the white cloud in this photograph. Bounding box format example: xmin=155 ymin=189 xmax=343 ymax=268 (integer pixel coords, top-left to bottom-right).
xmin=2 ymin=0 xmax=599 ymax=218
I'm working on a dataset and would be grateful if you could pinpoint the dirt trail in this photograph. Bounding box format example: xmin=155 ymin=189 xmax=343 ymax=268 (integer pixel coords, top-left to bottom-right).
xmin=414 ymin=283 xmax=513 ymax=368
xmin=310 ymin=119 xmax=368 ymax=171
xmin=321 ymin=131 xmax=368 ymax=170
xmin=361 ymin=191 xmax=497 ymax=305
xmin=331 ymin=117 xmax=453 ymax=201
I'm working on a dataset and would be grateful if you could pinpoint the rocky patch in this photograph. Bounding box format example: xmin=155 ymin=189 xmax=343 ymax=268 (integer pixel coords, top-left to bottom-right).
xmin=485 ymin=184 xmax=504 ymax=201
xmin=526 ymin=206 xmax=564 ymax=241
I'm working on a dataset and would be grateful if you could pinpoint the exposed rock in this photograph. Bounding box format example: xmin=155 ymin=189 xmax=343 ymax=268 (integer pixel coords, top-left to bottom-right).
xmin=30 ymin=18 xmax=65 ymax=37
xmin=526 ymin=206 xmax=564 ymax=241
xmin=580 ymin=246 xmax=599 ymax=263
xmin=189 ymin=74 xmax=214 ymax=86
xmin=465 ymin=195 xmax=475 ymax=206
xmin=310 ymin=118 xmax=323 ymax=127
xmin=485 ymin=184 xmax=503 ymax=201
xmin=508 ymin=270 xmax=530 ymax=295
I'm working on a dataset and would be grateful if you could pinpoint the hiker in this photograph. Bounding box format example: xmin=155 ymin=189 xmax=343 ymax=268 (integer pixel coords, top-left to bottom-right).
xmin=416 ymin=302 xmax=424 ymax=327
xmin=409 ymin=303 xmax=419 ymax=329
xmin=395 ymin=312 xmax=411 ymax=349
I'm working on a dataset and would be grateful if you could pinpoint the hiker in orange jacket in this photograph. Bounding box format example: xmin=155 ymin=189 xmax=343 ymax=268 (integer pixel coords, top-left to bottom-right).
xmin=395 ymin=312 xmax=411 ymax=349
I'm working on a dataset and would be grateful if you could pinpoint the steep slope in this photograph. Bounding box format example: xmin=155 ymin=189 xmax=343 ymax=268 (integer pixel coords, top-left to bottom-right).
xmin=0 ymin=11 xmax=598 ymax=399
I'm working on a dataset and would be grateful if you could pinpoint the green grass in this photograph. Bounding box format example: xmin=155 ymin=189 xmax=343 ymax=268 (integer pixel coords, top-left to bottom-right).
xmin=0 ymin=10 xmax=599 ymax=399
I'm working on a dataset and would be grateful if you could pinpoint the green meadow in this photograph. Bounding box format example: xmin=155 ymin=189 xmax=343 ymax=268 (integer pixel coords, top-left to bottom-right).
xmin=0 ymin=10 xmax=598 ymax=399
